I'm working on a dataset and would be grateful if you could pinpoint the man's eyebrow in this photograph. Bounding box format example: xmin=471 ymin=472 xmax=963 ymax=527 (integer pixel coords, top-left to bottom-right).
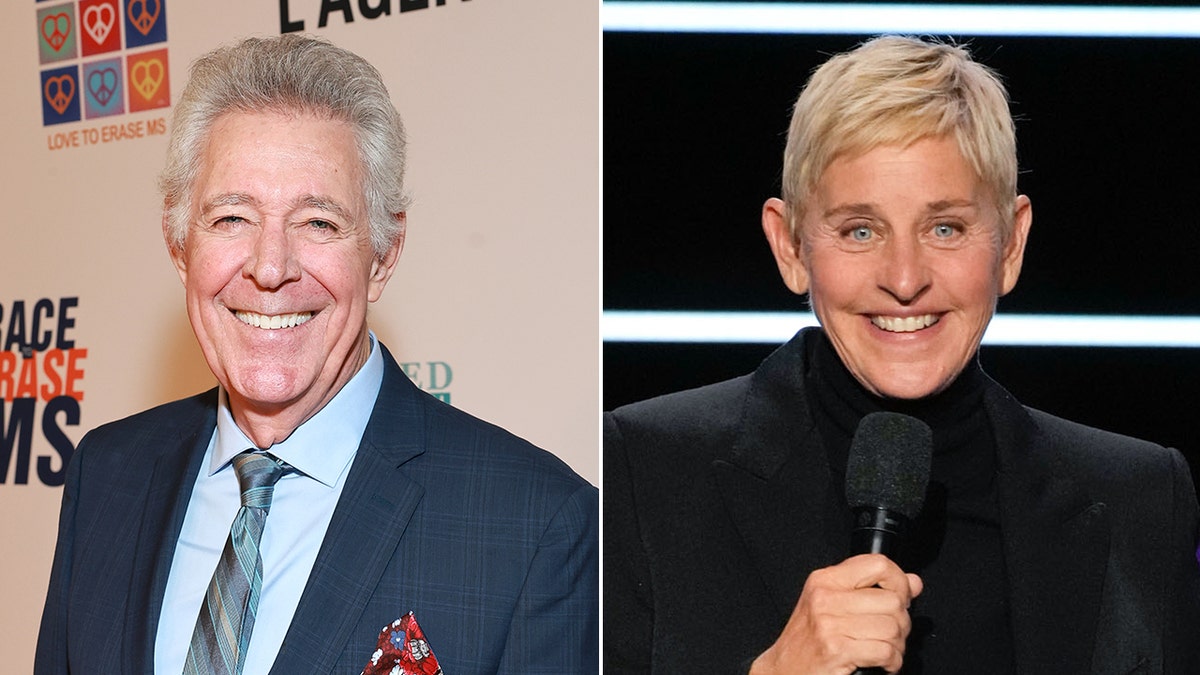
xmin=293 ymin=194 xmax=355 ymax=222
xmin=200 ymin=192 xmax=258 ymax=214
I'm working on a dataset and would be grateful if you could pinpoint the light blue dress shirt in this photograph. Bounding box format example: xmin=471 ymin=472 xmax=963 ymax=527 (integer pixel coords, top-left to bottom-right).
xmin=154 ymin=336 xmax=384 ymax=674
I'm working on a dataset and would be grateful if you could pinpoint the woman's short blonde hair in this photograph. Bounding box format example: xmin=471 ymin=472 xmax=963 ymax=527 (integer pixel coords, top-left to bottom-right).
xmin=783 ymin=36 xmax=1017 ymax=240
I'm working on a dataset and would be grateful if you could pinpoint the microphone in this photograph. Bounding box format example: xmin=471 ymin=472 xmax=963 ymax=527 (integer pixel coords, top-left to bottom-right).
xmin=844 ymin=411 xmax=932 ymax=675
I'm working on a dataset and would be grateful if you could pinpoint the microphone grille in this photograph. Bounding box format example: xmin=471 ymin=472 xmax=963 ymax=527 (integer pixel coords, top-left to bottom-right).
xmin=845 ymin=411 xmax=933 ymax=520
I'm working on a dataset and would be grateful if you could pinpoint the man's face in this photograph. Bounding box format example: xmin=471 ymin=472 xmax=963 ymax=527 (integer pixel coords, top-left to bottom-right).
xmin=169 ymin=110 xmax=400 ymax=441
xmin=765 ymin=135 xmax=1031 ymax=399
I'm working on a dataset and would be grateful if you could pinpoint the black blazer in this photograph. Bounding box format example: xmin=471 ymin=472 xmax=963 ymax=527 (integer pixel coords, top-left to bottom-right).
xmin=604 ymin=328 xmax=1200 ymax=674
xmin=36 ymin=343 xmax=598 ymax=674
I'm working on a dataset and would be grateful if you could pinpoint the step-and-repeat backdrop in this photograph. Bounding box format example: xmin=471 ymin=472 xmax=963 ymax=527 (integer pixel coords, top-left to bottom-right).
xmin=3 ymin=1 xmax=598 ymax=669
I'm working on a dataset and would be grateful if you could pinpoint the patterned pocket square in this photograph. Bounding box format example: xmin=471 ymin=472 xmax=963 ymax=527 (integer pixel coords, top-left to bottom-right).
xmin=361 ymin=611 xmax=443 ymax=675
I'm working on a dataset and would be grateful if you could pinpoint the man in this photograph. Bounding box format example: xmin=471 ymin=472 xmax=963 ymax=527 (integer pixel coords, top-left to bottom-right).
xmin=36 ymin=35 xmax=597 ymax=675
xmin=605 ymin=36 xmax=1200 ymax=673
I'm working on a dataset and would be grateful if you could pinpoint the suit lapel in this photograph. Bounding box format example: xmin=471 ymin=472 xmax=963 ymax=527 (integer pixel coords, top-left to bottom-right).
xmin=124 ymin=391 xmax=217 ymax=672
xmin=271 ymin=348 xmax=427 ymax=674
xmin=714 ymin=331 xmax=847 ymax=619
xmin=987 ymin=384 xmax=1109 ymax=674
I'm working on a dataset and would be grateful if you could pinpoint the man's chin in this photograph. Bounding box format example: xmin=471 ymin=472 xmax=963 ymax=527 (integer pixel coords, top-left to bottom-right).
xmin=223 ymin=371 xmax=310 ymax=409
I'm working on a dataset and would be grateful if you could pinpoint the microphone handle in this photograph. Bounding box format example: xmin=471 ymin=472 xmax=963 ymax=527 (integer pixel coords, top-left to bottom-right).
xmin=849 ymin=507 xmax=909 ymax=675
xmin=849 ymin=506 xmax=907 ymax=558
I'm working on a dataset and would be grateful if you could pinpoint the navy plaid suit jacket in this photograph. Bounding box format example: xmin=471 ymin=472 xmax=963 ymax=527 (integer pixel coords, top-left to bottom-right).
xmin=35 ymin=343 xmax=598 ymax=674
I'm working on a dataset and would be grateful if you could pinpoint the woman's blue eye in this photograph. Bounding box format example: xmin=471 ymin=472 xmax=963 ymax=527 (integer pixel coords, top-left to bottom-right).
xmin=850 ymin=226 xmax=872 ymax=241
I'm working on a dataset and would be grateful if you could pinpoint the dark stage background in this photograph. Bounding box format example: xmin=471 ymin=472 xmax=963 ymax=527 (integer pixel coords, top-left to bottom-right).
xmin=603 ymin=18 xmax=1200 ymax=489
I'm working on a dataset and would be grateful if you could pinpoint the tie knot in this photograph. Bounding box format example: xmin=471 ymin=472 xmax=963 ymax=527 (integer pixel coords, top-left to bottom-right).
xmin=232 ymin=451 xmax=286 ymax=508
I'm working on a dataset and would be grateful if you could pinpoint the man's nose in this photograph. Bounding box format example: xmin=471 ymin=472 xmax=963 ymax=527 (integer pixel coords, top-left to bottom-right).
xmin=244 ymin=223 xmax=301 ymax=289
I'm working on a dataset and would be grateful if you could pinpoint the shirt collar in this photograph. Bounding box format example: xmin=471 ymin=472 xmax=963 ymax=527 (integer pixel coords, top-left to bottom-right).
xmin=210 ymin=332 xmax=384 ymax=487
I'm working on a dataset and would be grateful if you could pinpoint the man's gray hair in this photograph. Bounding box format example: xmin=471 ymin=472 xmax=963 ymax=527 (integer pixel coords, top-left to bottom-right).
xmin=159 ymin=34 xmax=409 ymax=257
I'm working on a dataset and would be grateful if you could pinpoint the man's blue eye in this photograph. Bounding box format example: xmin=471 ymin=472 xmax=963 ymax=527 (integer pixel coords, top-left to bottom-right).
xmin=934 ymin=223 xmax=956 ymax=238
xmin=851 ymin=226 xmax=872 ymax=241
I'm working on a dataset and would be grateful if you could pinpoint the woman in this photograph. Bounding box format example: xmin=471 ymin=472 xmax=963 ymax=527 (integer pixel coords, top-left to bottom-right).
xmin=604 ymin=36 xmax=1200 ymax=674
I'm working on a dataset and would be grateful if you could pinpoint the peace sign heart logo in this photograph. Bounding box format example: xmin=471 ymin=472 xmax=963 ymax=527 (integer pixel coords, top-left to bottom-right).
xmin=45 ymin=74 xmax=76 ymax=115
xmin=88 ymin=68 xmax=119 ymax=107
xmin=83 ymin=5 xmax=116 ymax=45
xmin=131 ymin=59 xmax=164 ymax=100
xmin=41 ymin=13 xmax=71 ymax=52
xmin=127 ymin=0 xmax=160 ymax=36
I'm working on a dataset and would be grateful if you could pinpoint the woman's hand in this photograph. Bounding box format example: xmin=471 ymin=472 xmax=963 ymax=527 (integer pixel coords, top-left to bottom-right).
xmin=749 ymin=554 xmax=923 ymax=675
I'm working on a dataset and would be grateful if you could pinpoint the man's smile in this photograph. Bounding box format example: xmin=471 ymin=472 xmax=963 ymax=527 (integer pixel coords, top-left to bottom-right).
xmin=233 ymin=310 xmax=314 ymax=330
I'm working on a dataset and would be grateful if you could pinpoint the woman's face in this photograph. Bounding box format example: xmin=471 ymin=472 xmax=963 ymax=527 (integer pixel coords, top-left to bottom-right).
xmin=764 ymin=135 xmax=1032 ymax=399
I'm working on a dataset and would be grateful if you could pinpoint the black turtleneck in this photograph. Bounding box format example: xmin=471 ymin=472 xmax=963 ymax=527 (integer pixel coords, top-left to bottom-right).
xmin=804 ymin=331 xmax=1016 ymax=674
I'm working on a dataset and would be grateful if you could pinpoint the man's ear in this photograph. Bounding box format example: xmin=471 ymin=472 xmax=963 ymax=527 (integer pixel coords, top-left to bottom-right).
xmin=999 ymin=195 xmax=1032 ymax=296
xmin=163 ymin=210 xmax=188 ymax=285
xmin=762 ymin=197 xmax=809 ymax=295
xmin=368 ymin=212 xmax=406 ymax=302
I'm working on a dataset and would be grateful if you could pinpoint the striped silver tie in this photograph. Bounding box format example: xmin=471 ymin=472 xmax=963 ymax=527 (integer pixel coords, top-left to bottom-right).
xmin=183 ymin=451 xmax=286 ymax=675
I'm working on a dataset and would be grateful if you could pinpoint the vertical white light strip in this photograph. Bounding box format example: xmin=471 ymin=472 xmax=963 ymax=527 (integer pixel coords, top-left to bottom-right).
xmin=602 ymin=311 xmax=1200 ymax=348
xmin=602 ymin=2 xmax=1200 ymax=38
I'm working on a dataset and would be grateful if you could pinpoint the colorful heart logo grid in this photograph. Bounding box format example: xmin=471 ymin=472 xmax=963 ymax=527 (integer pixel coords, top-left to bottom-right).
xmin=37 ymin=0 xmax=169 ymax=125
